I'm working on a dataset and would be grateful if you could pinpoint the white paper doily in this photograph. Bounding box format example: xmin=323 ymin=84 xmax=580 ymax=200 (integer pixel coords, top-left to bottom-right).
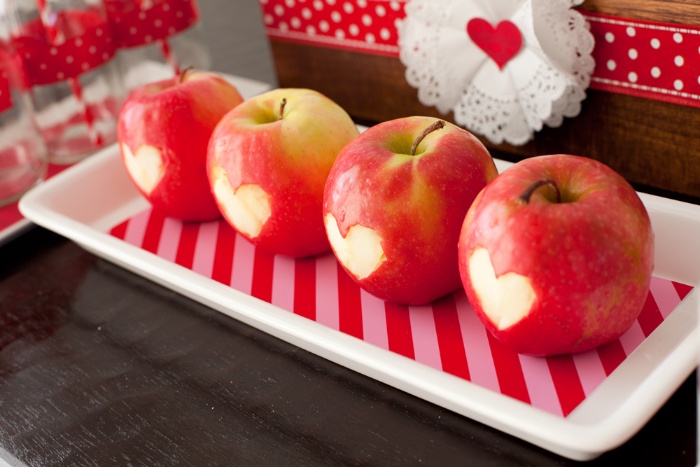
xmin=398 ymin=0 xmax=595 ymax=146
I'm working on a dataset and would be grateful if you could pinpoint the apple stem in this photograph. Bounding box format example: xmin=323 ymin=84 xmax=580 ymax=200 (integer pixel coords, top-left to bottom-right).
xmin=410 ymin=120 xmax=446 ymax=156
xmin=278 ymin=98 xmax=287 ymax=120
xmin=519 ymin=179 xmax=561 ymax=204
xmin=179 ymin=65 xmax=194 ymax=84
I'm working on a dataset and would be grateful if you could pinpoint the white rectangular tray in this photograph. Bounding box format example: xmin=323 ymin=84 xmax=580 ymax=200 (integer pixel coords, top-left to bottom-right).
xmin=19 ymin=142 xmax=700 ymax=461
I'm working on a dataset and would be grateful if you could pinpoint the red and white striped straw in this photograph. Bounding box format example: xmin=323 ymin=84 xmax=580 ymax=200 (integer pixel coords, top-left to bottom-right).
xmin=34 ymin=0 xmax=101 ymax=145
xmin=159 ymin=38 xmax=180 ymax=75
xmin=35 ymin=0 xmax=63 ymax=44
xmin=68 ymin=76 xmax=101 ymax=146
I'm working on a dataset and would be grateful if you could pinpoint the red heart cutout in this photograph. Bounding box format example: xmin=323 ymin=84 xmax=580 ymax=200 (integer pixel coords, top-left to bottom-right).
xmin=467 ymin=18 xmax=523 ymax=70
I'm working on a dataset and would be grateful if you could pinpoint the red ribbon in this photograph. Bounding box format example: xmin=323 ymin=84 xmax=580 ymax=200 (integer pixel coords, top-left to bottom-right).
xmin=585 ymin=12 xmax=700 ymax=109
xmin=260 ymin=0 xmax=700 ymax=108
xmin=103 ymin=0 xmax=200 ymax=49
xmin=10 ymin=8 xmax=116 ymax=87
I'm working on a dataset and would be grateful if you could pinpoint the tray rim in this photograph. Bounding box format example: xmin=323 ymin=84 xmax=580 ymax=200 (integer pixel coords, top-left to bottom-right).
xmin=18 ymin=141 xmax=700 ymax=462
xmin=0 ymin=218 xmax=32 ymax=246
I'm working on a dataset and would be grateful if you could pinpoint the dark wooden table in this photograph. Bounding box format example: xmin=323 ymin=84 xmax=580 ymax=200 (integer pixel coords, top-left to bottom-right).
xmin=0 ymin=225 xmax=696 ymax=466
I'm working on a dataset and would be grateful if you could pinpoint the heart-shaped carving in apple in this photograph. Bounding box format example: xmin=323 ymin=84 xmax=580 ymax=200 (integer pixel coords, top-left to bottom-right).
xmin=207 ymin=88 xmax=360 ymax=258
xmin=119 ymin=69 xmax=244 ymax=221
xmin=458 ymin=154 xmax=655 ymax=356
xmin=324 ymin=117 xmax=498 ymax=305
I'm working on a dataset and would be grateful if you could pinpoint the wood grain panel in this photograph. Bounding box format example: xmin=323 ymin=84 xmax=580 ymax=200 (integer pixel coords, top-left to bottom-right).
xmin=269 ymin=39 xmax=700 ymax=202
xmin=579 ymin=0 xmax=700 ymax=25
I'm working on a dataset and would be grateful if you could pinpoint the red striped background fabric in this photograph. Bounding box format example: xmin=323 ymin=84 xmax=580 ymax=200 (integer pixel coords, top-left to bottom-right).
xmin=109 ymin=207 xmax=694 ymax=417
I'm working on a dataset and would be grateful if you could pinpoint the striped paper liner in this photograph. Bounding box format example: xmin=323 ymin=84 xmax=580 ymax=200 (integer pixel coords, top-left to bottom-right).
xmin=109 ymin=207 xmax=694 ymax=417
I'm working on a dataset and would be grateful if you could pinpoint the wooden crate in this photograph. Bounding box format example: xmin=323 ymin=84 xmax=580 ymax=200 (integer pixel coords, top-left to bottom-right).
xmin=263 ymin=0 xmax=700 ymax=202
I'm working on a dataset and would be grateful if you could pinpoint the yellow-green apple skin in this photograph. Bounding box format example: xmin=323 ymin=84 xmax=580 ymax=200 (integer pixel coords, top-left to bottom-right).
xmin=207 ymin=88 xmax=359 ymax=258
xmin=323 ymin=116 xmax=498 ymax=305
xmin=458 ymin=155 xmax=654 ymax=356
xmin=118 ymin=70 xmax=244 ymax=221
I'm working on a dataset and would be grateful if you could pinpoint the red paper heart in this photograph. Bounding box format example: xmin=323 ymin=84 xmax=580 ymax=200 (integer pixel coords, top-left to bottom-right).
xmin=467 ymin=18 xmax=523 ymax=70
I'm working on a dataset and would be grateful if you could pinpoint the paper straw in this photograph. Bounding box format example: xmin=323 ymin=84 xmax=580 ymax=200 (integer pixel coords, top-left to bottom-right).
xmin=68 ymin=76 xmax=101 ymax=146
xmin=34 ymin=0 xmax=101 ymax=146
xmin=159 ymin=38 xmax=181 ymax=75
xmin=35 ymin=0 xmax=63 ymax=45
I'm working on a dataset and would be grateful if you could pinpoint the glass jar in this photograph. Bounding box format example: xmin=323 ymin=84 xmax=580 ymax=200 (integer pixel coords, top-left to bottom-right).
xmin=7 ymin=0 xmax=126 ymax=164
xmin=0 ymin=37 xmax=47 ymax=206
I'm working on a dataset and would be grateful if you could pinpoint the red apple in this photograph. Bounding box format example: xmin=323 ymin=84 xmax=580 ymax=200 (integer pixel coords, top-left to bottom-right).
xmin=458 ymin=154 xmax=654 ymax=356
xmin=207 ymin=88 xmax=359 ymax=258
xmin=323 ymin=117 xmax=498 ymax=305
xmin=118 ymin=69 xmax=244 ymax=221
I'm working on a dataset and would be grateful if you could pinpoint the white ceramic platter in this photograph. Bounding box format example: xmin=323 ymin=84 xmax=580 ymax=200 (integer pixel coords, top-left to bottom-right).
xmin=19 ymin=140 xmax=700 ymax=462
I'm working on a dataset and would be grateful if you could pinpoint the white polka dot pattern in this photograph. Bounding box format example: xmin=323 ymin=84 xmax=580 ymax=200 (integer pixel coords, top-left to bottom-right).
xmin=261 ymin=0 xmax=404 ymax=56
xmin=261 ymin=0 xmax=700 ymax=108
xmin=11 ymin=10 xmax=116 ymax=86
xmin=103 ymin=0 xmax=199 ymax=49
xmin=587 ymin=13 xmax=700 ymax=108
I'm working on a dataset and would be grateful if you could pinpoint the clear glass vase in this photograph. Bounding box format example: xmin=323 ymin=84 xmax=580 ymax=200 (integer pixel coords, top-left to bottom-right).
xmin=7 ymin=0 xmax=126 ymax=164
xmin=0 ymin=37 xmax=47 ymax=206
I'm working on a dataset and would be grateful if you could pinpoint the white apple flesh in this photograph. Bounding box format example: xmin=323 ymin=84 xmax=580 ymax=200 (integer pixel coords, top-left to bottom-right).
xmin=210 ymin=166 xmax=271 ymax=238
xmin=468 ymin=247 xmax=536 ymax=330
xmin=324 ymin=216 xmax=386 ymax=279
xmin=121 ymin=144 xmax=164 ymax=195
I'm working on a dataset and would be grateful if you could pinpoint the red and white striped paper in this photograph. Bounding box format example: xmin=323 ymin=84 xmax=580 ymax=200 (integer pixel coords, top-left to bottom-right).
xmin=110 ymin=207 xmax=694 ymax=417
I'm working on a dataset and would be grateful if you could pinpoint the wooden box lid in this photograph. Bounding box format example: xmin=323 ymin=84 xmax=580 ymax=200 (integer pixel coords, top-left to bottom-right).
xmin=263 ymin=0 xmax=700 ymax=202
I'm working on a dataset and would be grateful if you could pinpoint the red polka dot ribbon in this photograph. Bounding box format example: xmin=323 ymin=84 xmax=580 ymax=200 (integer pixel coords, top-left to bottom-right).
xmin=103 ymin=0 xmax=200 ymax=49
xmin=10 ymin=8 xmax=116 ymax=87
xmin=260 ymin=0 xmax=700 ymax=108
xmin=586 ymin=12 xmax=700 ymax=109
xmin=261 ymin=0 xmax=403 ymax=57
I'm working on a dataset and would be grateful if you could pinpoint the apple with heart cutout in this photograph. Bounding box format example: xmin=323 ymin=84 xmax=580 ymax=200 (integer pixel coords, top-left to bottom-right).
xmin=207 ymin=88 xmax=360 ymax=258
xmin=323 ymin=117 xmax=498 ymax=305
xmin=458 ymin=154 xmax=655 ymax=356
xmin=118 ymin=69 xmax=244 ymax=222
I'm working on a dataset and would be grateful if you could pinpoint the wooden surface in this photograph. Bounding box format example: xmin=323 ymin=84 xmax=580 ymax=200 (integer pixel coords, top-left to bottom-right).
xmin=267 ymin=1 xmax=700 ymax=203
xmin=0 ymin=226 xmax=697 ymax=465
xmin=578 ymin=0 xmax=700 ymax=24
